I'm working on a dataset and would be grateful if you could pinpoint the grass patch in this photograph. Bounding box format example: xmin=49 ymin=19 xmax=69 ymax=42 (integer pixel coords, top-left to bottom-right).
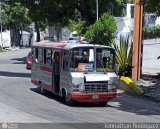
xmin=0 ymin=48 xmax=7 ymax=52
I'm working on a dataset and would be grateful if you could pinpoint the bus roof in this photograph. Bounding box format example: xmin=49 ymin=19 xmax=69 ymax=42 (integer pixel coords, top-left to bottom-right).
xmin=32 ymin=41 xmax=114 ymax=50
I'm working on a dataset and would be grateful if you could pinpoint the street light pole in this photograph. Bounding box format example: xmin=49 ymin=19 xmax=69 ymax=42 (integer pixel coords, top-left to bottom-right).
xmin=110 ymin=2 xmax=113 ymax=15
xmin=96 ymin=0 xmax=98 ymax=21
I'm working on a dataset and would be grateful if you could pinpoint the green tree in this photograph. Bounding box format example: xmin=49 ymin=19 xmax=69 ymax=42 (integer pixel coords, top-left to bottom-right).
xmin=18 ymin=0 xmax=124 ymax=35
xmin=67 ymin=20 xmax=86 ymax=35
xmin=141 ymin=0 xmax=160 ymax=16
xmin=2 ymin=2 xmax=31 ymax=46
xmin=16 ymin=0 xmax=77 ymax=41
xmin=85 ymin=13 xmax=117 ymax=46
xmin=2 ymin=2 xmax=31 ymax=30
xmin=11 ymin=0 xmax=125 ymax=41
xmin=69 ymin=0 xmax=124 ymax=34
xmin=16 ymin=0 xmax=49 ymax=41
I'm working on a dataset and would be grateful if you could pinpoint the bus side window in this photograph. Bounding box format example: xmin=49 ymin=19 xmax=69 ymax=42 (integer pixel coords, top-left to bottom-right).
xmin=46 ymin=49 xmax=52 ymax=66
xmin=38 ymin=48 xmax=43 ymax=64
xmin=33 ymin=48 xmax=38 ymax=63
xmin=63 ymin=51 xmax=69 ymax=71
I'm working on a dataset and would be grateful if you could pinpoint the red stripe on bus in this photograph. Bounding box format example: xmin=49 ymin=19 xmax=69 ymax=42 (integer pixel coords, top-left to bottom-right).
xmin=70 ymin=92 xmax=117 ymax=103
xmin=39 ymin=66 xmax=52 ymax=72
xmin=33 ymin=42 xmax=66 ymax=48
xmin=31 ymin=79 xmax=39 ymax=86
xmin=43 ymin=84 xmax=52 ymax=92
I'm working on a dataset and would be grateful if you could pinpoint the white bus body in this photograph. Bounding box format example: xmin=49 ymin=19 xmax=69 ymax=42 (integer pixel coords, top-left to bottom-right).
xmin=31 ymin=42 xmax=117 ymax=105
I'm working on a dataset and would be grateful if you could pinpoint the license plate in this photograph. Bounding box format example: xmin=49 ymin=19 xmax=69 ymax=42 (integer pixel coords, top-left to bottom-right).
xmin=92 ymin=95 xmax=99 ymax=99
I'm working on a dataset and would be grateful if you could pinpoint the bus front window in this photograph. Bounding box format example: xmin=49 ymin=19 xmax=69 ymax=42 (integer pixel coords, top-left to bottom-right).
xmin=70 ymin=47 xmax=94 ymax=72
xmin=96 ymin=48 xmax=115 ymax=72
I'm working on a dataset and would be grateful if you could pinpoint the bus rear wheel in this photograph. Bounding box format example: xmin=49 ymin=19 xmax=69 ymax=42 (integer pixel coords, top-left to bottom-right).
xmin=40 ymin=86 xmax=47 ymax=95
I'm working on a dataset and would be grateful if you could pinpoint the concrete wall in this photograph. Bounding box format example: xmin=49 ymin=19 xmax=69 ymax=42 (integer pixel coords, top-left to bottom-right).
xmin=142 ymin=39 xmax=160 ymax=74
xmin=0 ymin=31 xmax=11 ymax=48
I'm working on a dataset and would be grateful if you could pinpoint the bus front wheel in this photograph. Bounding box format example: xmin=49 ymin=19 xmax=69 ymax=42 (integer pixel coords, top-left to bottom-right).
xmin=64 ymin=93 xmax=74 ymax=106
xmin=99 ymin=101 xmax=108 ymax=106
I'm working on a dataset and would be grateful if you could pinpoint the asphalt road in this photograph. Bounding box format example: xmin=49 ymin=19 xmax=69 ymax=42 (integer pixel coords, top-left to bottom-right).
xmin=0 ymin=48 xmax=160 ymax=128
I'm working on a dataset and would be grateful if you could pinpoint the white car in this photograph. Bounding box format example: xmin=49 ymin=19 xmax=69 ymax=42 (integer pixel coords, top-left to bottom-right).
xmin=68 ymin=37 xmax=79 ymax=43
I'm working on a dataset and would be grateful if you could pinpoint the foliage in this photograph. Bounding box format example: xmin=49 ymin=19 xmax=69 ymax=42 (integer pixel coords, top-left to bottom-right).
xmin=85 ymin=13 xmax=117 ymax=46
xmin=67 ymin=20 xmax=86 ymax=35
xmin=144 ymin=25 xmax=160 ymax=39
xmin=113 ymin=36 xmax=132 ymax=76
xmin=141 ymin=0 xmax=160 ymax=16
xmin=71 ymin=0 xmax=124 ymax=33
xmin=2 ymin=2 xmax=31 ymax=30
xmin=1 ymin=0 xmax=126 ymax=42
xmin=18 ymin=0 xmax=124 ymax=30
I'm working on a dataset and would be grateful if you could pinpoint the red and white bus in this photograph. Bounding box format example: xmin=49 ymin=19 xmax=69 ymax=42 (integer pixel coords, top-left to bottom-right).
xmin=31 ymin=41 xmax=117 ymax=105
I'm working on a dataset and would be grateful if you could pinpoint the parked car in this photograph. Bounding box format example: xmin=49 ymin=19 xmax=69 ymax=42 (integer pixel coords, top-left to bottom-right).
xmin=26 ymin=51 xmax=32 ymax=70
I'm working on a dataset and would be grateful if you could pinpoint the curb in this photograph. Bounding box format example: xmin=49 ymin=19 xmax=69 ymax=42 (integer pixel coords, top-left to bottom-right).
xmin=116 ymin=76 xmax=144 ymax=95
xmin=116 ymin=76 xmax=160 ymax=103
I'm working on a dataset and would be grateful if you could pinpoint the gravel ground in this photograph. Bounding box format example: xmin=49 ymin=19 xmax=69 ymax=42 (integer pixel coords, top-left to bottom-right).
xmin=136 ymin=74 xmax=160 ymax=102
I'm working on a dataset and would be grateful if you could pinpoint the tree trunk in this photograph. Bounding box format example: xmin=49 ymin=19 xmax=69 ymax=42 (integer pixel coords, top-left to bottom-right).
xmin=55 ymin=25 xmax=62 ymax=42
xmin=35 ymin=22 xmax=40 ymax=42
xmin=10 ymin=28 xmax=21 ymax=47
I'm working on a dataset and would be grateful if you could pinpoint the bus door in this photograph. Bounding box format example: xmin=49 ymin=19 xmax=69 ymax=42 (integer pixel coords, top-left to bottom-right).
xmin=52 ymin=50 xmax=61 ymax=94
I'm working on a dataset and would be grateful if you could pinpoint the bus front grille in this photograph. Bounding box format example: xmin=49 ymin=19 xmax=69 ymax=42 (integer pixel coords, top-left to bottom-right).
xmin=84 ymin=83 xmax=108 ymax=92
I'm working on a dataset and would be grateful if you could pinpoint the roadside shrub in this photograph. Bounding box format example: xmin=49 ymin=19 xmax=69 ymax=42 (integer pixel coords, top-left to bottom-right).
xmin=85 ymin=13 xmax=117 ymax=46
xmin=144 ymin=25 xmax=160 ymax=39
xmin=113 ymin=36 xmax=132 ymax=76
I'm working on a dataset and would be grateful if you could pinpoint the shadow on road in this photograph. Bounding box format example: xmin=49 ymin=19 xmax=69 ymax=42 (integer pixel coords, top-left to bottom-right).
xmin=30 ymin=87 xmax=113 ymax=108
xmin=0 ymin=71 xmax=31 ymax=78
xmin=30 ymin=87 xmax=65 ymax=103
xmin=111 ymin=93 xmax=160 ymax=116
xmin=11 ymin=57 xmax=26 ymax=64
xmin=30 ymin=87 xmax=160 ymax=115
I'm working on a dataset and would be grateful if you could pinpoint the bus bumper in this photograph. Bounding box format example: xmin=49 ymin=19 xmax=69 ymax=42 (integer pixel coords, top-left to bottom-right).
xmin=70 ymin=92 xmax=117 ymax=102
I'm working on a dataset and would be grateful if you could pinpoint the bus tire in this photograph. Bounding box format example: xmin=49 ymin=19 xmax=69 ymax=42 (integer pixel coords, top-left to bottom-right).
xmin=39 ymin=81 xmax=47 ymax=95
xmin=64 ymin=92 xmax=74 ymax=106
xmin=40 ymin=85 xmax=47 ymax=95
xmin=99 ymin=101 xmax=108 ymax=106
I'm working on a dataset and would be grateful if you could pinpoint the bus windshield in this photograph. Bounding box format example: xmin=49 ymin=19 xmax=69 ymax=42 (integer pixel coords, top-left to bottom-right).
xmin=70 ymin=47 xmax=94 ymax=72
xmin=96 ymin=48 xmax=115 ymax=72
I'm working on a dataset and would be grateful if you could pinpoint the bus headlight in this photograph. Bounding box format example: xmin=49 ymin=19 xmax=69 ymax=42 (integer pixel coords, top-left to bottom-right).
xmin=111 ymin=84 xmax=117 ymax=92
xmin=108 ymin=84 xmax=117 ymax=92
xmin=72 ymin=83 xmax=84 ymax=91
xmin=72 ymin=83 xmax=79 ymax=91
xmin=79 ymin=83 xmax=84 ymax=92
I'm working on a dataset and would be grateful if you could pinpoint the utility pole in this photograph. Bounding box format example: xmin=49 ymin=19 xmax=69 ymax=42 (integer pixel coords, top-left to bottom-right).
xmin=96 ymin=0 xmax=98 ymax=21
xmin=32 ymin=22 xmax=35 ymax=44
xmin=0 ymin=0 xmax=3 ymax=49
xmin=132 ymin=0 xmax=144 ymax=80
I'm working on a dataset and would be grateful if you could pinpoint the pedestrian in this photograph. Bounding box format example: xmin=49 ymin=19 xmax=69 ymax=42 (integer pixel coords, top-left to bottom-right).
xmin=53 ymin=52 xmax=60 ymax=93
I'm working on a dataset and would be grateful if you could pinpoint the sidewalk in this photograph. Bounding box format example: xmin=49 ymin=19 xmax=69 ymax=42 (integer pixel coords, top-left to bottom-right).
xmin=136 ymin=73 xmax=160 ymax=102
xmin=142 ymin=67 xmax=160 ymax=75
